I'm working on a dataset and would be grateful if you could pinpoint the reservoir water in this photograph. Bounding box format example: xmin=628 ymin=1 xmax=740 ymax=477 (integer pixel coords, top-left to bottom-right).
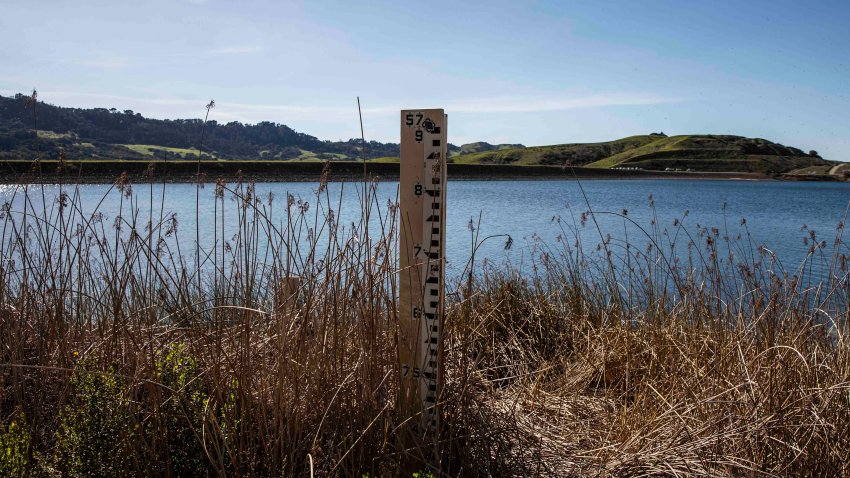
xmin=1 ymin=179 xmax=848 ymax=281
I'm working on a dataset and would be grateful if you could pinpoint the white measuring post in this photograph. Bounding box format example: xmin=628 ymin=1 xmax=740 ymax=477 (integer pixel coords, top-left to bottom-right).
xmin=398 ymin=109 xmax=447 ymax=447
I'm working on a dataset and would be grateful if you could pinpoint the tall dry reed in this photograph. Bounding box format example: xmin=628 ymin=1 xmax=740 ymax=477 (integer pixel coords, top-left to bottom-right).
xmin=0 ymin=168 xmax=847 ymax=477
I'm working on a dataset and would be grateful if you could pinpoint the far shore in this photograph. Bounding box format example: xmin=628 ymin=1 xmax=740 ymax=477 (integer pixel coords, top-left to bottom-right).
xmin=0 ymin=159 xmax=838 ymax=184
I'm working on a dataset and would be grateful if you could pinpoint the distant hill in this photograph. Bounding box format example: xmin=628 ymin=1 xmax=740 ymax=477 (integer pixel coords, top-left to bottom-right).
xmin=447 ymin=133 xmax=834 ymax=174
xmin=0 ymin=93 xmax=838 ymax=175
xmin=584 ymin=134 xmax=830 ymax=173
xmin=452 ymin=134 xmax=664 ymax=166
xmin=0 ymin=93 xmax=403 ymax=161
xmin=458 ymin=142 xmax=525 ymax=155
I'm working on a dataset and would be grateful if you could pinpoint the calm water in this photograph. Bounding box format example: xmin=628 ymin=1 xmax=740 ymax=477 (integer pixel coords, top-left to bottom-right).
xmin=1 ymin=179 xmax=848 ymax=279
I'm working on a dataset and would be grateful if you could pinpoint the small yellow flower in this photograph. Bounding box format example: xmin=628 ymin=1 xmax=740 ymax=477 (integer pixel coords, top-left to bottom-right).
xmin=73 ymin=351 xmax=79 ymax=357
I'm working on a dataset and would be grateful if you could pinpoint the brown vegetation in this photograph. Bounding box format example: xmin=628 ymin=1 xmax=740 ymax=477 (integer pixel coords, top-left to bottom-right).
xmin=0 ymin=172 xmax=848 ymax=477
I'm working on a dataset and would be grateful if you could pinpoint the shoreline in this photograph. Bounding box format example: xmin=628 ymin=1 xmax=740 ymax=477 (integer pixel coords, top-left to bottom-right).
xmin=0 ymin=159 xmax=841 ymax=184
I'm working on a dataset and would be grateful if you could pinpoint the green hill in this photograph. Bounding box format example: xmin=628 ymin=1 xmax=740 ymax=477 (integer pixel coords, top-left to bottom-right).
xmin=451 ymin=134 xmax=665 ymax=166
xmin=445 ymin=133 xmax=832 ymax=174
xmin=583 ymin=134 xmax=830 ymax=173
xmin=457 ymin=141 xmax=526 ymax=155
xmin=374 ymin=133 xmax=835 ymax=175
xmin=0 ymin=93 xmax=403 ymax=161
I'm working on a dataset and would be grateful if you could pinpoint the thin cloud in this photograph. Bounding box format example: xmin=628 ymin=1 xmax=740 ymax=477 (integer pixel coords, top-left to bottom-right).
xmin=0 ymin=75 xmax=35 ymax=87
xmin=0 ymin=90 xmax=682 ymax=126
xmin=177 ymin=93 xmax=683 ymax=127
xmin=209 ymin=46 xmax=262 ymax=54
xmin=2 ymin=90 xmax=350 ymax=123
xmin=75 ymin=58 xmax=132 ymax=70
xmin=28 ymin=91 xmax=202 ymax=108
xmin=443 ymin=93 xmax=681 ymax=113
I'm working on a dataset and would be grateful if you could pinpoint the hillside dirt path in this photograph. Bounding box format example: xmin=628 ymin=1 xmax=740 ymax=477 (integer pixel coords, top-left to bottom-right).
xmin=828 ymin=163 xmax=844 ymax=175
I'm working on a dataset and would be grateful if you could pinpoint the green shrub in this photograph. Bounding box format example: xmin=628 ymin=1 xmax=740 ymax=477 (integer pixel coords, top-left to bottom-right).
xmin=53 ymin=368 xmax=134 ymax=477
xmin=155 ymin=343 xmax=210 ymax=477
xmin=412 ymin=470 xmax=437 ymax=478
xmin=0 ymin=414 xmax=30 ymax=477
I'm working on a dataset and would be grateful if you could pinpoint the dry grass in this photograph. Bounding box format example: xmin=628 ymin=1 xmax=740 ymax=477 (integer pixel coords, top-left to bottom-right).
xmin=0 ymin=169 xmax=848 ymax=477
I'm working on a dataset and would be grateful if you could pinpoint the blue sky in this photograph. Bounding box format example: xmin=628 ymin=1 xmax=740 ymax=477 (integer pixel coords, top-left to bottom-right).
xmin=1 ymin=0 xmax=848 ymax=159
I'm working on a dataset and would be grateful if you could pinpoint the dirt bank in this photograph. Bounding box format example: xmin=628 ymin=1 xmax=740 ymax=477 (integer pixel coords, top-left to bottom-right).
xmin=0 ymin=160 xmax=773 ymax=184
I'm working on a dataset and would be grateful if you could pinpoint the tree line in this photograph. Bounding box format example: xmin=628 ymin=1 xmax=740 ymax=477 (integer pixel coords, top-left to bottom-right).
xmin=0 ymin=93 xmax=402 ymax=160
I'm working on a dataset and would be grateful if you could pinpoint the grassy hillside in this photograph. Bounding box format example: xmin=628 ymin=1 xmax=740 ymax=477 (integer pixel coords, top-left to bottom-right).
xmin=0 ymin=93 xmax=401 ymax=161
xmin=457 ymin=141 xmax=526 ymax=155
xmin=583 ymin=134 xmax=830 ymax=173
xmin=451 ymin=134 xmax=663 ymax=166
xmin=369 ymin=134 xmax=834 ymax=175
xmin=121 ymin=143 xmax=216 ymax=159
